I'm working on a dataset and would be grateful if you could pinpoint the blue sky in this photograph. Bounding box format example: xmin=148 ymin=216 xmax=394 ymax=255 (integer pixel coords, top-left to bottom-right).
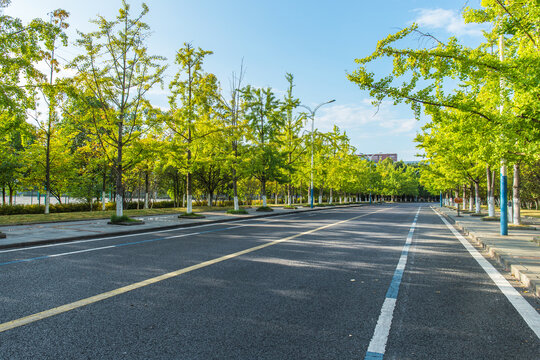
xmin=5 ymin=0 xmax=487 ymax=160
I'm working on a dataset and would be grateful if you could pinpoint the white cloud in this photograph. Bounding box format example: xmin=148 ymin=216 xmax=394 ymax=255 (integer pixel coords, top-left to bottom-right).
xmin=304 ymin=101 xmax=423 ymax=160
xmin=412 ymin=8 xmax=487 ymax=37
xmin=314 ymin=101 xmax=417 ymax=136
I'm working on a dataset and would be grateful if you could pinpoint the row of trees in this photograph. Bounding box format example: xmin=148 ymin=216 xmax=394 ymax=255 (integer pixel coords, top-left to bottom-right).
xmin=348 ymin=0 xmax=540 ymax=222
xmin=0 ymin=1 xmax=432 ymax=216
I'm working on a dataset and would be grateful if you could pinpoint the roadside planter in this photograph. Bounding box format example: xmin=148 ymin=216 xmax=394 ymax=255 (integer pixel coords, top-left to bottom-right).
xmin=108 ymin=215 xmax=145 ymax=226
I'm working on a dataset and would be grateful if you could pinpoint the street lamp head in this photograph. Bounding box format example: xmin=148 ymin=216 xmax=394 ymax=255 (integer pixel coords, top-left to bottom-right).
xmin=328 ymin=99 xmax=336 ymax=103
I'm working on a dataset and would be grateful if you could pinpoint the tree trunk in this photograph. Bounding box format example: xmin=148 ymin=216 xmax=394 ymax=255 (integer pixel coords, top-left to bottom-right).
xmin=115 ymin=120 xmax=124 ymax=217
xmin=329 ymin=188 xmax=333 ymax=204
xmin=462 ymin=184 xmax=467 ymax=210
xmin=474 ymin=181 xmax=481 ymax=213
xmin=261 ymin=177 xmax=267 ymax=207
xmin=144 ymin=171 xmax=150 ymax=209
xmin=469 ymin=183 xmax=474 ymax=212
xmin=186 ymin=170 xmax=192 ymax=214
xmin=513 ymin=164 xmax=521 ymax=225
xmin=487 ymin=166 xmax=495 ymax=217
xmin=318 ymin=187 xmax=323 ymax=204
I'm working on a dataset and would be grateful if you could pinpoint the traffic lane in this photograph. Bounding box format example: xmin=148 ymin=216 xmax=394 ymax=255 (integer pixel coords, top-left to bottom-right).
xmin=0 ymin=206 xmax=388 ymax=273
xmin=0 ymin=206 xmax=396 ymax=328
xmin=1 ymin=205 xmax=419 ymax=359
xmin=385 ymin=207 xmax=540 ymax=360
xmin=0 ymin=205 xmax=383 ymax=262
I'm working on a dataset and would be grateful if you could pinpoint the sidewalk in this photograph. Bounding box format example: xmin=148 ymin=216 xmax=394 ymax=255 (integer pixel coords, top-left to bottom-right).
xmin=0 ymin=205 xmax=362 ymax=250
xmin=435 ymin=206 xmax=540 ymax=297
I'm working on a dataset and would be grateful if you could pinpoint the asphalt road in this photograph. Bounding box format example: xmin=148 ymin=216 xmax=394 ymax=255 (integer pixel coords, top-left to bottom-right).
xmin=0 ymin=204 xmax=539 ymax=359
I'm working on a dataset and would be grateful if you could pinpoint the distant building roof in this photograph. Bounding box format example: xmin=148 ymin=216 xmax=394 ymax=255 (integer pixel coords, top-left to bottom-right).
xmin=357 ymin=153 xmax=398 ymax=163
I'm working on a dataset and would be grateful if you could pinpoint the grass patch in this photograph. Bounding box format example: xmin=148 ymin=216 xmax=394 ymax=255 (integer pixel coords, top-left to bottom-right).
xmin=256 ymin=206 xmax=274 ymax=212
xmin=482 ymin=216 xmax=500 ymax=221
xmin=0 ymin=206 xmax=237 ymax=226
xmin=508 ymin=224 xmax=536 ymax=230
xmin=283 ymin=205 xmax=297 ymax=209
xmin=227 ymin=209 xmax=249 ymax=215
xmin=470 ymin=213 xmax=486 ymax=217
xmin=178 ymin=212 xmax=205 ymax=219
xmin=109 ymin=215 xmax=143 ymax=225
xmin=521 ymin=209 xmax=540 ymax=219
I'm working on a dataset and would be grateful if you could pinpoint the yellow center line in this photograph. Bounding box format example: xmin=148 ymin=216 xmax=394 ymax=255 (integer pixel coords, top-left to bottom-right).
xmin=0 ymin=207 xmax=389 ymax=333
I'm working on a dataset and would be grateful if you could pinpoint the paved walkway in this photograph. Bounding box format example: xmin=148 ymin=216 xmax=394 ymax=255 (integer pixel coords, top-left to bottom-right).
xmin=435 ymin=206 xmax=540 ymax=297
xmin=0 ymin=205 xmax=353 ymax=249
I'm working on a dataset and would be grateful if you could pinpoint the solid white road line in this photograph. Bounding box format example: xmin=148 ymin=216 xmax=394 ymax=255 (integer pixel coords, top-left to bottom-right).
xmin=434 ymin=209 xmax=540 ymax=339
xmin=364 ymin=207 xmax=421 ymax=360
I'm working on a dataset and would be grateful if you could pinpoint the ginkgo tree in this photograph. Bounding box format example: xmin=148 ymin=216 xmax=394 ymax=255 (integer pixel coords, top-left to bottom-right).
xmin=348 ymin=0 xmax=540 ymax=225
xmin=70 ymin=1 xmax=166 ymax=217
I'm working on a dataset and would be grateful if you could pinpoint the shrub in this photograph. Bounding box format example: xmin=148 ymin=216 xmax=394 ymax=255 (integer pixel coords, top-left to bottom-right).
xmin=110 ymin=215 xmax=141 ymax=223
xmin=256 ymin=206 xmax=273 ymax=212
xmin=227 ymin=209 xmax=248 ymax=215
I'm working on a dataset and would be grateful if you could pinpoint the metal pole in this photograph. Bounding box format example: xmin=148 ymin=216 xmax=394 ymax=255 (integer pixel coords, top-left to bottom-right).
xmin=440 ymin=191 xmax=443 ymax=207
xmin=298 ymin=100 xmax=335 ymax=210
xmin=499 ymin=34 xmax=508 ymax=236
xmin=310 ymin=114 xmax=314 ymax=209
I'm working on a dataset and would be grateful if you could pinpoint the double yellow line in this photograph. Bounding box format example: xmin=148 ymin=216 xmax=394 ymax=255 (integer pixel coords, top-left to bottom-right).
xmin=0 ymin=208 xmax=388 ymax=333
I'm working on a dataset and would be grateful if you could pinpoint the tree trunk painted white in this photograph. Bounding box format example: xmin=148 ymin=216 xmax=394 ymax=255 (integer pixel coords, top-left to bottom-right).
xmin=462 ymin=185 xmax=467 ymax=210
xmin=486 ymin=166 xmax=495 ymax=217
xmin=44 ymin=190 xmax=50 ymax=214
xmin=187 ymin=194 xmax=192 ymax=214
xmin=329 ymin=188 xmax=333 ymax=204
xmin=102 ymin=191 xmax=106 ymax=211
xmin=234 ymin=196 xmax=239 ymax=210
xmin=469 ymin=185 xmax=474 ymax=212
xmin=474 ymin=182 xmax=481 ymax=214
xmin=262 ymin=195 xmax=267 ymax=207
xmin=488 ymin=196 xmax=495 ymax=217
xmin=115 ymin=194 xmax=123 ymax=217
xmin=207 ymin=194 xmax=212 ymax=207
xmin=144 ymin=192 xmax=149 ymax=209
xmin=513 ymin=164 xmax=521 ymax=225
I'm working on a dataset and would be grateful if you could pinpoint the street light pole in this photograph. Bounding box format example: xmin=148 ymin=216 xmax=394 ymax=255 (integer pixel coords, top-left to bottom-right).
xmin=299 ymin=99 xmax=335 ymax=209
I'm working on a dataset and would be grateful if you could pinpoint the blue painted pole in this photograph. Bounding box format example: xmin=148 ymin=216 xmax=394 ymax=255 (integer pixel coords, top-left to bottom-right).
xmin=440 ymin=192 xmax=443 ymax=207
xmin=369 ymin=193 xmax=372 ymax=205
xmin=500 ymin=165 xmax=508 ymax=235
xmin=310 ymin=188 xmax=314 ymax=208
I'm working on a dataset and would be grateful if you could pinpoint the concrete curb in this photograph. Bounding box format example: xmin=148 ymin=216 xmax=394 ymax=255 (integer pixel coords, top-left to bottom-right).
xmin=434 ymin=208 xmax=540 ymax=297
xmin=0 ymin=204 xmax=367 ymax=250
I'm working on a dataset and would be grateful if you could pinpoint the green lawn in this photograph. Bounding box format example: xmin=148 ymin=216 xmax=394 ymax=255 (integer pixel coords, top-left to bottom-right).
xmin=0 ymin=206 xmax=233 ymax=226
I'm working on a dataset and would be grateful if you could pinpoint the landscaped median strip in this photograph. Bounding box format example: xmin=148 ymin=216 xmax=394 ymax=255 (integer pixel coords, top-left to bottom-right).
xmin=0 ymin=203 xmax=369 ymax=249
xmin=0 ymin=207 xmax=389 ymax=333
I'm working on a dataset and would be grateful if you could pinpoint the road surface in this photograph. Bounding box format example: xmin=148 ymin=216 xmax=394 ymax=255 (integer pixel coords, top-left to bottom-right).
xmin=1 ymin=204 xmax=539 ymax=359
